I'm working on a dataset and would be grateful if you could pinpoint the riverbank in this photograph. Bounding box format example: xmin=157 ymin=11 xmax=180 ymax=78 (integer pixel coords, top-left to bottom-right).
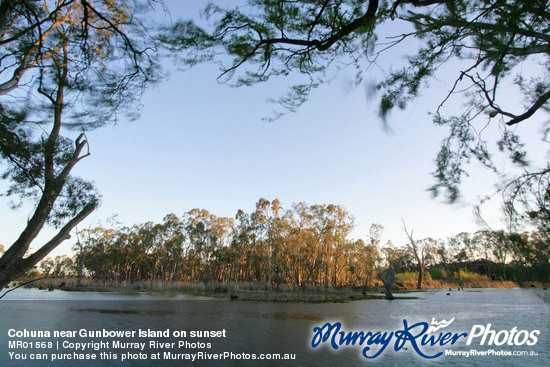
xmin=6 ymin=277 xmax=547 ymax=302
xmin=7 ymin=278 xmax=386 ymax=302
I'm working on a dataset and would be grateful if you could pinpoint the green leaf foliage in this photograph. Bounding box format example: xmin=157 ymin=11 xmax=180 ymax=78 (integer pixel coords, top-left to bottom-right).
xmin=161 ymin=0 xmax=550 ymax=232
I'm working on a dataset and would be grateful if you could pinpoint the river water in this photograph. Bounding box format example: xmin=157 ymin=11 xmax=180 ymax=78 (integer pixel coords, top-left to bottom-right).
xmin=0 ymin=288 xmax=548 ymax=366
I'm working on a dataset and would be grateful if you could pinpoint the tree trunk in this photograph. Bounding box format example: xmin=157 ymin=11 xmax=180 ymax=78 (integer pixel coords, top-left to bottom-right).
xmin=75 ymin=230 xmax=84 ymax=287
xmin=384 ymin=267 xmax=395 ymax=300
xmin=417 ymin=265 xmax=424 ymax=289
xmin=0 ymin=50 xmax=96 ymax=290
xmin=0 ymin=203 xmax=95 ymax=289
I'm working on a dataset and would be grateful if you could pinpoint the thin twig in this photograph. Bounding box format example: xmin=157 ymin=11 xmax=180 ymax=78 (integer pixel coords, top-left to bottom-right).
xmin=0 ymin=277 xmax=47 ymax=300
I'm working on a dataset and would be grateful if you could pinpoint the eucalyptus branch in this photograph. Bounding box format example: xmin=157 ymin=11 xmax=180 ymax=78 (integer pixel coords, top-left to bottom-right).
xmin=506 ymin=89 xmax=550 ymax=126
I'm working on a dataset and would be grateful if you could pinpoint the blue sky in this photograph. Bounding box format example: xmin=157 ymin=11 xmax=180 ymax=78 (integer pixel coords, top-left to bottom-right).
xmin=1 ymin=1 xmax=547 ymax=258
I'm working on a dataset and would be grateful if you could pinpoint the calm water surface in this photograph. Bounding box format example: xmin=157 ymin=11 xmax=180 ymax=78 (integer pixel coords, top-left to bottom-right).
xmin=0 ymin=288 xmax=548 ymax=366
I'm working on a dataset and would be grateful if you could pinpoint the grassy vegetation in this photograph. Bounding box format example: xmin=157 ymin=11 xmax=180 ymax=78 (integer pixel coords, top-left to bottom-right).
xmin=10 ymin=274 xmax=546 ymax=303
xmin=14 ymin=278 xmax=394 ymax=302
xmin=390 ymin=270 xmax=543 ymax=290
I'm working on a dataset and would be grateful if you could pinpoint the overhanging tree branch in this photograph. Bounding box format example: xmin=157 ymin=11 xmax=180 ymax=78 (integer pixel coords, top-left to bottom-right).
xmin=506 ymin=89 xmax=550 ymax=126
xmin=22 ymin=202 xmax=97 ymax=269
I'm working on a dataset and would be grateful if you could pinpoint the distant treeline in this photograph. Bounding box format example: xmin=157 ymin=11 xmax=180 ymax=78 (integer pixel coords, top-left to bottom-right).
xmin=29 ymin=199 xmax=550 ymax=286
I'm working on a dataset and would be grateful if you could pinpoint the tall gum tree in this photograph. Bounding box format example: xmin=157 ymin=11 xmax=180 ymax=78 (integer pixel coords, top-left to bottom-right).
xmin=0 ymin=0 xmax=160 ymax=289
xmin=402 ymin=221 xmax=436 ymax=289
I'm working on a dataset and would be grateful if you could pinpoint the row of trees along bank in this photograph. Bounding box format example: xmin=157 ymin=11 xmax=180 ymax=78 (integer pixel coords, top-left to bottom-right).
xmin=22 ymin=199 xmax=549 ymax=288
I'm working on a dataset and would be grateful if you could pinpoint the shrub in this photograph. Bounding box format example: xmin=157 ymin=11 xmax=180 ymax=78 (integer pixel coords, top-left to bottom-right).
xmin=454 ymin=270 xmax=489 ymax=283
xmin=395 ymin=271 xmax=432 ymax=281
xmin=428 ymin=268 xmax=447 ymax=280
